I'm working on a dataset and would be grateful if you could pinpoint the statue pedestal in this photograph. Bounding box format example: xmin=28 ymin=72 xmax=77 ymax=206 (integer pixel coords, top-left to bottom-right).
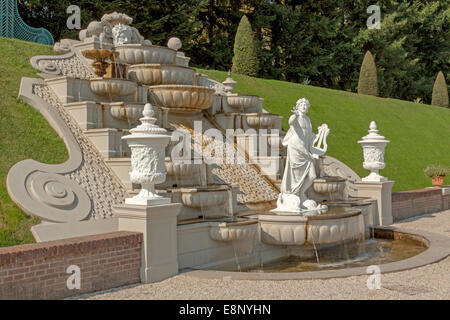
xmin=113 ymin=203 xmax=181 ymax=283
xmin=355 ymin=180 xmax=394 ymax=226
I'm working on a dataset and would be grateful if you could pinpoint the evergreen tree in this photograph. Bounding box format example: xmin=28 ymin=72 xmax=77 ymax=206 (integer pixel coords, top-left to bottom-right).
xmin=431 ymin=71 xmax=449 ymax=107
xmin=232 ymin=15 xmax=259 ymax=76
xmin=358 ymin=51 xmax=378 ymax=96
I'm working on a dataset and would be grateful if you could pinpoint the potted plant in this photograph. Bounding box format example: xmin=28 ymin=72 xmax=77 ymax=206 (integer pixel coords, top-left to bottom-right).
xmin=423 ymin=165 xmax=449 ymax=187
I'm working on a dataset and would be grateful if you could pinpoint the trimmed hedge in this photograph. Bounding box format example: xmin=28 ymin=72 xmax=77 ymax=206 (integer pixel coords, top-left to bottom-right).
xmin=231 ymin=15 xmax=258 ymax=77
xmin=431 ymin=71 xmax=449 ymax=108
xmin=358 ymin=51 xmax=379 ymax=97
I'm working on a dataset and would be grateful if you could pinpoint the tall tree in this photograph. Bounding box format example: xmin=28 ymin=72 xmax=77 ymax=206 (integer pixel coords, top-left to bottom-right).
xmin=358 ymin=50 xmax=378 ymax=96
xmin=432 ymin=71 xmax=449 ymax=107
xmin=232 ymin=15 xmax=259 ymax=76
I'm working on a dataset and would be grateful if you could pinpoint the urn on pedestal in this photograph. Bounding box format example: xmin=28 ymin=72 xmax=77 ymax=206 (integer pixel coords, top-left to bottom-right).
xmin=122 ymin=103 xmax=172 ymax=205
xmin=358 ymin=121 xmax=390 ymax=182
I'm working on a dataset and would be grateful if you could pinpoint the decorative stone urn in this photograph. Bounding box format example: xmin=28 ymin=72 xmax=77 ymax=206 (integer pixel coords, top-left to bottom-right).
xmin=122 ymin=103 xmax=172 ymax=205
xmin=358 ymin=121 xmax=390 ymax=182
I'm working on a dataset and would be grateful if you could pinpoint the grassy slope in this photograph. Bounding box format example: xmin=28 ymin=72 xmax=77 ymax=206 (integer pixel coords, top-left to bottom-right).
xmin=0 ymin=38 xmax=68 ymax=246
xmin=198 ymin=69 xmax=450 ymax=192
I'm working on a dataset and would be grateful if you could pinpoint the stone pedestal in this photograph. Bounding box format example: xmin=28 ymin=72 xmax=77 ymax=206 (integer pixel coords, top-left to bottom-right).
xmin=113 ymin=203 xmax=181 ymax=283
xmin=355 ymin=181 xmax=394 ymax=226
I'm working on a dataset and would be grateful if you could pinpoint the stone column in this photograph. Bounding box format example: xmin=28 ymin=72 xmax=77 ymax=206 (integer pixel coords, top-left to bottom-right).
xmin=114 ymin=103 xmax=181 ymax=283
xmin=355 ymin=181 xmax=394 ymax=226
xmin=113 ymin=203 xmax=181 ymax=283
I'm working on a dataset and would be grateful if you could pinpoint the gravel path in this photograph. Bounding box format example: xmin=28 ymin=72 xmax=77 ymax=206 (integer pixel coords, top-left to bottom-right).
xmin=81 ymin=210 xmax=450 ymax=300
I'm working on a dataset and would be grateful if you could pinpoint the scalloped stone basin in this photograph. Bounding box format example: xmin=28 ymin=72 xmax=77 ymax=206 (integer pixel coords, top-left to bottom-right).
xmin=128 ymin=64 xmax=196 ymax=85
xmin=227 ymin=94 xmax=260 ymax=110
xmin=90 ymin=78 xmax=137 ymax=98
xmin=181 ymin=185 xmax=230 ymax=219
xmin=108 ymin=102 xmax=144 ymax=125
xmin=245 ymin=113 xmax=277 ymax=129
xmin=209 ymin=219 xmax=259 ymax=242
xmin=149 ymin=85 xmax=215 ymax=113
xmin=258 ymin=207 xmax=364 ymax=246
xmin=115 ymin=44 xmax=177 ymax=65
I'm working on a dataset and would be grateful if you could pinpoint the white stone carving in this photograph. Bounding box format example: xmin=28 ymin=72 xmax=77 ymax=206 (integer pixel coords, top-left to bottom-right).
xmin=358 ymin=121 xmax=390 ymax=182
xmin=167 ymin=37 xmax=182 ymax=51
xmin=222 ymin=71 xmax=237 ymax=93
xmin=274 ymin=98 xmax=329 ymax=213
xmin=123 ymin=103 xmax=172 ymax=205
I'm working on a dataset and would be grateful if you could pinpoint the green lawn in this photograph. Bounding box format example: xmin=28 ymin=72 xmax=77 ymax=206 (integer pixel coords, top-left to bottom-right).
xmin=198 ymin=69 xmax=450 ymax=192
xmin=0 ymin=38 xmax=68 ymax=247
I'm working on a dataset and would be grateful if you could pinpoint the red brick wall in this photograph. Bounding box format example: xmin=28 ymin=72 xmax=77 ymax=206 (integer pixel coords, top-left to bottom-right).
xmin=0 ymin=231 xmax=142 ymax=299
xmin=392 ymin=188 xmax=446 ymax=222
xmin=443 ymin=194 xmax=450 ymax=211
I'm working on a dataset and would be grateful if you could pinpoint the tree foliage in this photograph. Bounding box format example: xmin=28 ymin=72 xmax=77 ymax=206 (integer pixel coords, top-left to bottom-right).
xmin=18 ymin=0 xmax=449 ymax=103
xmin=231 ymin=15 xmax=258 ymax=76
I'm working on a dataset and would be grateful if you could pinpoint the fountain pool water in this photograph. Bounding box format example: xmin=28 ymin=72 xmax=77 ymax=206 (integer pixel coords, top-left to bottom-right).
xmin=246 ymin=236 xmax=427 ymax=273
xmin=188 ymin=205 xmax=427 ymax=274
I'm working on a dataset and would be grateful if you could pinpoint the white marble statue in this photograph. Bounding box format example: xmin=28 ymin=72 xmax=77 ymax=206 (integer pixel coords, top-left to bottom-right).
xmin=275 ymin=98 xmax=330 ymax=213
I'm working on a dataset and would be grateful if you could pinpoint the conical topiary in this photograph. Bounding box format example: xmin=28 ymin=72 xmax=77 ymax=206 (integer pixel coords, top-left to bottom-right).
xmin=358 ymin=50 xmax=379 ymax=96
xmin=431 ymin=71 xmax=449 ymax=107
xmin=231 ymin=15 xmax=258 ymax=77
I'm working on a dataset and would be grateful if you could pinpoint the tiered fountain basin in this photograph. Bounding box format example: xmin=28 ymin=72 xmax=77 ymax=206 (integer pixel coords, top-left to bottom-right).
xmin=209 ymin=219 xmax=259 ymax=242
xmin=107 ymin=102 xmax=144 ymax=125
xmin=128 ymin=64 xmax=196 ymax=85
xmin=244 ymin=113 xmax=283 ymax=130
xmin=256 ymin=207 xmax=364 ymax=247
xmin=163 ymin=159 xmax=208 ymax=187
xmin=149 ymin=85 xmax=215 ymax=113
xmin=313 ymin=176 xmax=346 ymax=200
xmin=226 ymin=94 xmax=260 ymax=111
xmin=90 ymin=77 xmax=137 ymax=99
xmin=181 ymin=185 xmax=230 ymax=219
xmin=115 ymin=44 xmax=177 ymax=65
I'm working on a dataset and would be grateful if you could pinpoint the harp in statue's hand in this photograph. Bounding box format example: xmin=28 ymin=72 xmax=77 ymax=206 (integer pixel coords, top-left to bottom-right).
xmin=312 ymin=124 xmax=330 ymax=156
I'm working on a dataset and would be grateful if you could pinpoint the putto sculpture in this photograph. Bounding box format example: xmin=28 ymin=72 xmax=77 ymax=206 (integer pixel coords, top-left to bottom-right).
xmin=274 ymin=98 xmax=330 ymax=213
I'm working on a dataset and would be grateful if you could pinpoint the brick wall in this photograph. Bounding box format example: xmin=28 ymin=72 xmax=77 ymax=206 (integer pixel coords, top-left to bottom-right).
xmin=0 ymin=231 xmax=142 ymax=299
xmin=392 ymin=188 xmax=448 ymax=222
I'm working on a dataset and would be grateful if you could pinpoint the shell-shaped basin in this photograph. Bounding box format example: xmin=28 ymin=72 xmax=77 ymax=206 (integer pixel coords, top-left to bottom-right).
xmin=209 ymin=220 xmax=259 ymax=242
xmin=313 ymin=176 xmax=346 ymax=195
xmin=245 ymin=113 xmax=276 ymax=129
xmin=227 ymin=94 xmax=260 ymax=110
xmin=149 ymin=85 xmax=215 ymax=113
xmin=90 ymin=78 xmax=137 ymax=98
xmin=109 ymin=103 xmax=144 ymax=125
xmin=115 ymin=44 xmax=177 ymax=65
xmin=128 ymin=64 xmax=196 ymax=86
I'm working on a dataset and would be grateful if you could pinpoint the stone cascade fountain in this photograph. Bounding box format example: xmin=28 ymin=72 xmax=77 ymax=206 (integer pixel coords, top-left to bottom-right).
xmin=11 ymin=12 xmax=401 ymax=278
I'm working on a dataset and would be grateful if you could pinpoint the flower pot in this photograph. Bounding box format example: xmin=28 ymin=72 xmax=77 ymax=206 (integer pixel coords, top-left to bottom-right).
xmin=432 ymin=175 xmax=445 ymax=187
